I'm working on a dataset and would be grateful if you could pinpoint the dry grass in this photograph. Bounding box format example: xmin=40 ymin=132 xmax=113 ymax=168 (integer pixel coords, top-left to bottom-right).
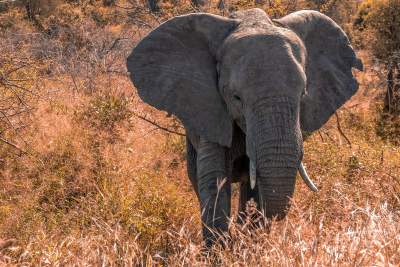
xmin=1 ymin=1 xmax=400 ymax=266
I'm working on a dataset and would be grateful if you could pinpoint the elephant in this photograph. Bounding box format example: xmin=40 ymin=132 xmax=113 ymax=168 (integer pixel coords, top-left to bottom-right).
xmin=126 ymin=8 xmax=363 ymax=246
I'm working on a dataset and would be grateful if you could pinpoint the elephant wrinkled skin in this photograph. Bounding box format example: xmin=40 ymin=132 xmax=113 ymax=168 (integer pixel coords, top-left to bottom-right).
xmin=126 ymin=8 xmax=362 ymax=246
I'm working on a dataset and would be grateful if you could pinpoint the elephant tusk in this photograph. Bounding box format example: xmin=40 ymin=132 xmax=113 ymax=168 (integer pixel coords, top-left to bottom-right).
xmin=250 ymin=160 xmax=256 ymax=189
xmin=299 ymin=163 xmax=319 ymax=192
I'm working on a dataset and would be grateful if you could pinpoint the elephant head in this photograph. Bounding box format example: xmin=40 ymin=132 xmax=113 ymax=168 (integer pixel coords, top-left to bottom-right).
xmin=127 ymin=9 xmax=362 ymax=221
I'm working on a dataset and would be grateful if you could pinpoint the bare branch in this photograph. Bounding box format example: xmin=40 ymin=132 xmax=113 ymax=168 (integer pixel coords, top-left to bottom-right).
xmin=132 ymin=112 xmax=186 ymax=137
xmin=109 ymin=38 xmax=124 ymax=51
xmin=0 ymin=136 xmax=26 ymax=154
xmin=334 ymin=112 xmax=351 ymax=146
xmin=318 ymin=130 xmax=325 ymax=142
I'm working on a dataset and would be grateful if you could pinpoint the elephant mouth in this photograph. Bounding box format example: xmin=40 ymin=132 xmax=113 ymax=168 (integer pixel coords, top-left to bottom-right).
xmin=249 ymin=159 xmax=318 ymax=192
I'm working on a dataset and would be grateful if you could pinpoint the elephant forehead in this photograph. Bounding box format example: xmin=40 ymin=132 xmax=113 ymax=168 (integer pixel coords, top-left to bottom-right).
xmin=220 ymin=25 xmax=305 ymax=67
xmin=218 ymin=29 xmax=306 ymax=91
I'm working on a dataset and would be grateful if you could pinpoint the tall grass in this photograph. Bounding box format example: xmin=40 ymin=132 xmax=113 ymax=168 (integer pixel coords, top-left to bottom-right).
xmin=1 ymin=1 xmax=399 ymax=266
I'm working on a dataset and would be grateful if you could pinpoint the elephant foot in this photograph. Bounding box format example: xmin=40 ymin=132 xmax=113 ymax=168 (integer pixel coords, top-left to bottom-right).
xmin=203 ymin=218 xmax=228 ymax=249
xmin=237 ymin=181 xmax=270 ymax=231
xmin=238 ymin=180 xmax=260 ymax=222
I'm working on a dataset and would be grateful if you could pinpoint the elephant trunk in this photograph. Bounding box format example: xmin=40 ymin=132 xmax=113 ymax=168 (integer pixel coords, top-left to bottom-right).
xmin=246 ymin=96 xmax=302 ymax=219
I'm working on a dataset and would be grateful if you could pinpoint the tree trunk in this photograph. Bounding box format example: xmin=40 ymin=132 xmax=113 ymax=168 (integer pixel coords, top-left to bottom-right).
xmin=395 ymin=62 xmax=400 ymax=113
xmin=25 ymin=0 xmax=36 ymax=20
xmin=147 ymin=0 xmax=159 ymax=12
xmin=384 ymin=60 xmax=400 ymax=114
xmin=191 ymin=0 xmax=208 ymax=7
xmin=384 ymin=63 xmax=394 ymax=112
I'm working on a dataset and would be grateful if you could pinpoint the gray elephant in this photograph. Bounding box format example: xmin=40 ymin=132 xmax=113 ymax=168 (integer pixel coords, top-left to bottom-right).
xmin=127 ymin=8 xmax=362 ymax=246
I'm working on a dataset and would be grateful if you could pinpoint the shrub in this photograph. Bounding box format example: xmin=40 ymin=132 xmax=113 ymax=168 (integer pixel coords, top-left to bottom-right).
xmin=355 ymin=0 xmax=400 ymax=113
xmin=75 ymin=93 xmax=132 ymax=134
xmin=355 ymin=0 xmax=400 ymax=64
xmin=376 ymin=107 xmax=400 ymax=145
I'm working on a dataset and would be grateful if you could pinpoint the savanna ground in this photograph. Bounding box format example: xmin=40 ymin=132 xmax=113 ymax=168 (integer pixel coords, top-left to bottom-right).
xmin=0 ymin=1 xmax=399 ymax=266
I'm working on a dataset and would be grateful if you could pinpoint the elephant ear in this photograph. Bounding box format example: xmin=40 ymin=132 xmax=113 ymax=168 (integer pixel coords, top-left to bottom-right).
xmin=276 ymin=10 xmax=363 ymax=132
xmin=127 ymin=13 xmax=239 ymax=147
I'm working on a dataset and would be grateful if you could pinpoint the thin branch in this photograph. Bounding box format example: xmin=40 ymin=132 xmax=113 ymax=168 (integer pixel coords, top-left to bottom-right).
xmin=318 ymin=130 xmax=325 ymax=142
xmin=0 ymin=110 xmax=29 ymax=146
xmin=69 ymin=72 xmax=78 ymax=95
xmin=322 ymin=130 xmax=336 ymax=144
xmin=133 ymin=112 xmax=186 ymax=137
xmin=114 ymin=3 xmax=136 ymax=10
xmin=105 ymin=69 xmax=129 ymax=76
xmin=3 ymin=63 xmax=29 ymax=77
xmin=4 ymin=81 xmax=34 ymax=95
xmin=0 ymin=136 xmax=26 ymax=154
xmin=108 ymin=38 xmax=125 ymax=52
xmin=0 ymin=124 xmax=28 ymax=135
xmin=334 ymin=112 xmax=351 ymax=146
xmin=147 ymin=10 xmax=162 ymax=25
xmin=0 ymin=108 xmax=33 ymax=119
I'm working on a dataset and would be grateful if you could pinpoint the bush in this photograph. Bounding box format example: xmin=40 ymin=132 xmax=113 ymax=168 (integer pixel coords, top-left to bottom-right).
xmin=355 ymin=0 xmax=400 ymax=63
xmin=355 ymin=0 xmax=400 ymax=113
xmin=1 ymin=2 xmax=400 ymax=266
xmin=75 ymin=93 xmax=132 ymax=134
xmin=376 ymin=107 xmax=400 ymax=145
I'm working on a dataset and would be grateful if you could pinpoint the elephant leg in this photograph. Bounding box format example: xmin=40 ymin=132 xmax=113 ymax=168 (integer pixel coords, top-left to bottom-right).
xmin=238 ymin=181 xmax=248 ymax=215
xmin=186 ymin=137 xmax=200 ymax=200
xmin=238 ymin=180 xmax=260 ymax=224
xmin=197 ymin=138 xmax=230 ymax=247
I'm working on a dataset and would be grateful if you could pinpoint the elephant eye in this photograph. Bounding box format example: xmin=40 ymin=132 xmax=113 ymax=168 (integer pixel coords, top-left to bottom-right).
xmin=233 ymin=94 xmax=241 ymax=102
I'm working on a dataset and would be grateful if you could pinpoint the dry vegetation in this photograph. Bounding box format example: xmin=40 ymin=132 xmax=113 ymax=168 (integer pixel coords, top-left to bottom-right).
xmin=0 ymin=0 xmax=399 ymax=266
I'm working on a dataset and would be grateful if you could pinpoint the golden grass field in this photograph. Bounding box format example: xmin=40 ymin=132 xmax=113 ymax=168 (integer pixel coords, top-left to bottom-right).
xmin=0 ymin=1 xmax=399 ymax=266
